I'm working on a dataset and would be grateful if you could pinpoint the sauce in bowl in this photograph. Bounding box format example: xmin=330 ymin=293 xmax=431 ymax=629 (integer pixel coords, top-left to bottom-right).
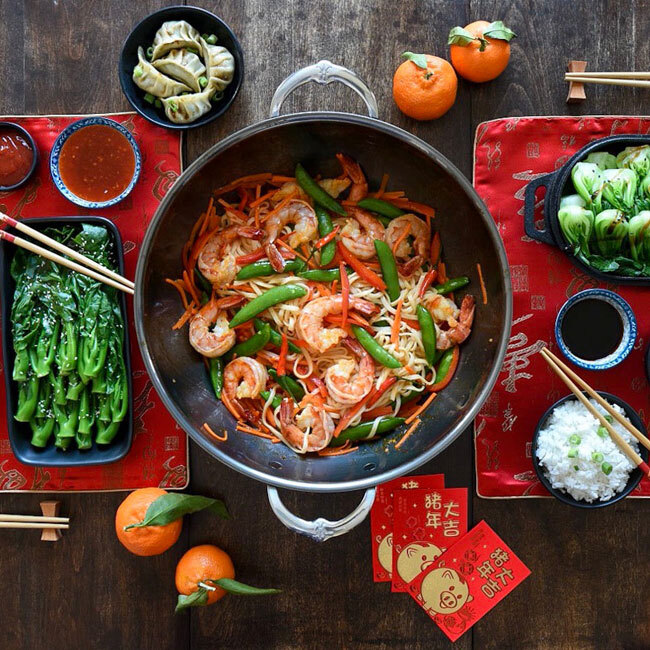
xmin=58 ymin=124 xmax=136 ymax=202
xmin=0 ymin=128 xmax=34 ymax=188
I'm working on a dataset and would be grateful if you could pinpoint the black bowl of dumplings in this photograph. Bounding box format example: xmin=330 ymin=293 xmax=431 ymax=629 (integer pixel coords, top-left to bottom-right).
xmin=119 ymin=5 xmax=243 ymax=129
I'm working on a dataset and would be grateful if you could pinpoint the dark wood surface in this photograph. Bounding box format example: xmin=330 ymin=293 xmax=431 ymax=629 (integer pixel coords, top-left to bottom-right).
xmin=1 ymin=1 xmax=649 ymax=648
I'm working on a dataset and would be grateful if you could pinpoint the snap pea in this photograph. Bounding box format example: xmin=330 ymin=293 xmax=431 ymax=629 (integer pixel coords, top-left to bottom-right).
xmin=416 ymin=305 xmax=437 ymax=366
xmin=227 ymin=324 xmax=271 ymax=360
xmin=356 ymin=198 xmax=405 ymax=219
xmin=398 ymin=388 xmax=424 ymax=405
xmin=236 ymin=258 xmax=305 ymax=281
xmin=376 ymin=215 xmax=392 ymax=227
xmin=254 ymin=318 xmax=301 ymax=354
xmin=435 ymin=276 xmax=470 ymax=296
xmin=260 ymin=390 xmax=283 ymax=410
xmin=330 ymin=417 xmax=406 ymax=446
xmin=351 ymin=325 xmax=402 ymax=368
xmin=229 ymin=285 xmax=307 ymax=327
xmin=268 ymin=368 xmax=305 ymax=401
xmin=372 ymin=319 xmax=390 ymax=328
xmin=209 ymin=358 xmax=223 ymax=398
xmin=295 ymin=163 xmax=347 ymax=216
xmin=298 ymin=268 xmax=342 ymax=282
xmin=315 ymin=206 xmax=336 ymax=266
xmin=374 ymin=240 xmax=400 ymax=301
xmin=435 ymin=348 xmax=456 ymax=383
xmin=194 ymin=267 xmax=212 ymax=295
xmin=144 ymin=92 xmax=156 ymax=104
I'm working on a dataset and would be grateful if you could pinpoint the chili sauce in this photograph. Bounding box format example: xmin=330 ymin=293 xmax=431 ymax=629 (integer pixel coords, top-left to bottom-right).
xmin=561 ymin=298 xmax=623 ymax=360
xmin=0 ymin=128 xmax=34 ymax=187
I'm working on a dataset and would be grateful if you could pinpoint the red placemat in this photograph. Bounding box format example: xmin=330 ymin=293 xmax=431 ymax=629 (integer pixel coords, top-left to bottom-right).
xmin=0 ymin=112 xmax=188 ymax=491
xmin=473 ymin=115 xmax=650 ymax=498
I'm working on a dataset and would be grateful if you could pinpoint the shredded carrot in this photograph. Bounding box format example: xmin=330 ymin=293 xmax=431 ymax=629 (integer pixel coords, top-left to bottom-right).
xmin=398 ymin=400 xmax=423 ymax=419
xmin=318 ymin=445 xmax=358 ymax=456
xmin=182 ymin=270 xmax=201 ymax=306
xmin=202 ymin=422 xmax=227 ymax=442
xmin=430 ymin=347 xmax=460 ymax=391
xmin=276 ymin=238 xmax=309 ymax=262
xmin=213 ymin=173 xmax=273 ymax=197
xmin=381 ymin=190 xmax=405 ymax=199
xmin=392 ymin=222 xmax=411 ymax=257
xmin=366 ymin=377 xmax=397 ymax=409
xmin=403 ymin=364 xmax=415 ymax=375
xmin=477 ymin=263 xmax=488 ymax=305
xmin=437 ymin=261 xmax=448 ymax=284
xmin=388 ymin=198 xmax=436 ymax=219
xmin=361 ymin=405 xmax=393 ymax=420
xmin=165 ymin=278 xmax=191 ymax=310
xmin=277 ymin=333 xmax=288 ymax=376
xmin=375 ymin=173 xmax=389 ymax=198
xmin=249 ymin=189 xmax=274 ymax=208
xmin=331 ymin=279 xmax=337 ymax=295
xmin=395 ymin=417 xmax=421 ymax=449
xmin=337 ymin=242 xmax=386 ymax=291
xmin=269 ymin=175 xmax=295 ymax=184
xmin=260 ymin=191 xmax=297 ymax=224
xmin=172 ymin=306 xmax=195 ymax=330
xmin=391 ymin=297 xmax=403 ymax=345
xmin=340 ymin=261 xmax=349 ymax=329
xmin=236 ymin=424 xmax=277 ymax=441
xmin=405 ymin=392 xmax=437 ymax=425
xmin=221 ymin=391 xmax=242 ymax=420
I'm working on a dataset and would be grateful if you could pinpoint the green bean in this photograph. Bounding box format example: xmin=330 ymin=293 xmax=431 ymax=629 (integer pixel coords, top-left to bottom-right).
xmin=435 ymin=348 xmax=456 ymax=383
xmin=315 ymin=205 xmax=336 ymax=265
xmin=229 ymin=285 xmax=307 ymax=328
xmin=298 ymin=268 xmax=342 ymax=282
xmin=591 ymin=451 xmax=604 ymax=463
xmin=374 ymin=240 xmax=400 ymax=301
xmin=416 ymin=305 xmax=437 ymax=366
xmin=435 ymin=276 xmax=470 ymax=295
xmin=206 ymin=34 xmax=218 ymax=44
xmin=295 ymin=163 xmax=347 ymax=215
xmin=602 ymin=461 xmax=613 ymax=475
xmin=597 ymin=425 xmax=609 ymax=439
xmin=146 ymin=46 xmax=154 ymax=59
xmin=236 ymin=258 xmax=305 ymax=280
xmin=212 ymin=90 xmax=224 ymax=102
xmin=567 ymin=448 xmax=578 ymax=458
xmin=568 ymin=434 xmax=581 ymax=445
xmin=227 ymin=324 xmax=271 ymax=360
xmin=199 ymin=75 xmax=208 ymax=88
xmin=144 ymin=93 xmax=156 ymax=104
xmin=351 ymin=325 xmax=402 ymax=368
xmin=154 ymin=98 xmax=162 ymax=109
xmin=186 ymin=47 xmax=199 ymax=55
xmin=330 ymin=417 xmax=406 ymax=446
xmin=209 ymin=358 xmax=223 ymax=398
xmin=260 ymin=390 xmax=282 ymax=410
xmin=254 ymin=318 xmax=301 ymax=354
xmin=268 ymin=368 xmax=305 ymax=401
xmin=133 ymin=65 xmax=143 ymax=77
xmin=356 ymin=198 xmax=404 ymax=219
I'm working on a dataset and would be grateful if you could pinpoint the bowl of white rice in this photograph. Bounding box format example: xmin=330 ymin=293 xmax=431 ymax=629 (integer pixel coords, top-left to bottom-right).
xmin=532 ymin=392 xmax=647 ymax=507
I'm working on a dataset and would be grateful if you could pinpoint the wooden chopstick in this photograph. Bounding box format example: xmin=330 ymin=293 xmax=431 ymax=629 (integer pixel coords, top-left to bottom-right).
xmin=542 ymin=347 xmax=650 ymax=453
xmin=0 ymin=229 xmax=134 ymax=295
xmin=563 ymin=75 xmax=650 ymax=88
xmin=565 ymin=71 xmax=650 ymax=80
xmin=0 ymin=522 xmax=69 ymax=530
xmin=0 ymin=514 xmax=70 ymax=524
xmin=540 ymin=348 xmax=650 ymax=476
xmin=0 ymin=212 xmax=134 ymax=290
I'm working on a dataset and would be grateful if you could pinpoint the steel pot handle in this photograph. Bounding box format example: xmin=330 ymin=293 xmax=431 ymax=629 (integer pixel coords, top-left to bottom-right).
xmin=523 ymin=172 xmax=557 ymax=245
xmin=267 ymin=485 xmax=376 ymax=542
xmin=269 ymin=60 xmax=379 ymax=119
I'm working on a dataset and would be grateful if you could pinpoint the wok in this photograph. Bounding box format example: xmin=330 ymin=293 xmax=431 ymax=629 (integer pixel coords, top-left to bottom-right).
xmin=135 ymin=62 xmax=512 ymax=540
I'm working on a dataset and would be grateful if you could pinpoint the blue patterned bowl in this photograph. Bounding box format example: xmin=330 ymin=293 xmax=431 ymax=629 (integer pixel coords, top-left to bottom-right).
xmin=555 ymin=289 xmax=636 ymax=370
xmin=49 ymin=116 xmax=141 ymax=209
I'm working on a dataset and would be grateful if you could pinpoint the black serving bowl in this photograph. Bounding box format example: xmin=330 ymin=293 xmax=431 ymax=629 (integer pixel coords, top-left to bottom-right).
xmin=0 ymin=216 xmax=133 ymax=466
xmin=523 ymin=134 xmax=650 ymax=286
xmin=118 ymin=5 xmax=244 ymax=130
xmin=0 ymin=121 xmax=39 ymax=191
xmin=532 ymin=391 xmax=647 ymax=508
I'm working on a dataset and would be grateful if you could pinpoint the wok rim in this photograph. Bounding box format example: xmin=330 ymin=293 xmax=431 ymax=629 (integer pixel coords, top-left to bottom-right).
xmin=135 ymin=111 xmax=513 ymax=493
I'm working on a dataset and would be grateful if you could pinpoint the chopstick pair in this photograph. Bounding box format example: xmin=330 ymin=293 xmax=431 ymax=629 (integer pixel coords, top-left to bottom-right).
xmin=0 ymin=513 xmax=70 ymax=530
xmin=0 ymin=212 xmax=134 ymax=295
xmin=564 ymin=71 xmax=650 ymax=88
xmin=540 ymin=347 xmax=650 ymax=477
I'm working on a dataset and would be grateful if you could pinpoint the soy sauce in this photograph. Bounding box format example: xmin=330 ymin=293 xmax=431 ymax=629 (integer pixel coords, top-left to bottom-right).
xmin=561 ymin=298 xmax=623 ymax=360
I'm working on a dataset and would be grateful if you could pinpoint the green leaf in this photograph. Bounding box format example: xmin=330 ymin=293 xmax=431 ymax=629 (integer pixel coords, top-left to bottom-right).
xmin=483 ymin=20 xmax=517 ymax=42
xmin=447 ymin=26 xmax=477 ymax=46
xmin=175 ymin=588 xmax=209 ymax=613
xmin=401 ymin=51 xmax=428 ymax=69
xmin=209 ymin=578 xmax=281 ymax=596
xmin=123 ymin=493 xmax=229 ymax=530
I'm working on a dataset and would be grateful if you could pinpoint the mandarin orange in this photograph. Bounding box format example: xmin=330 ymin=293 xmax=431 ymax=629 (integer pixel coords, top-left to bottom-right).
xmin=175 ymin=544 xmax=236 ymax=604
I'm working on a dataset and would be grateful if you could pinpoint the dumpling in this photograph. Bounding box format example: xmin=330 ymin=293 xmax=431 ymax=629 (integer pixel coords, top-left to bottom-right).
xmin=132 ymin=46 xmax=191 ymax=98
xmin=151 ymin=20 xmax=201 ymax=60
xmin=153 ymin=49 xmax=206 ymax=92
xmin=162 ymin=90 xmax=212 ymax=124
xmin=200 ymin=37 xmax=235 ymax=93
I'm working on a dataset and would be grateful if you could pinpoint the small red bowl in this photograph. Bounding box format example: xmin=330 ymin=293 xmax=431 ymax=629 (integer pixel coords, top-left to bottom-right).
xmin=0 ymin=122 xmax=39 ymax=191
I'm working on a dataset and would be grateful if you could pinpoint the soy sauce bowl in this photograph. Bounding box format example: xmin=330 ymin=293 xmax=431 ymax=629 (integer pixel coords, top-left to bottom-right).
xmin=0 ymin=122 xmax=39 ymax=191
xmin=555 ymin=289 xmax=636 ymax=371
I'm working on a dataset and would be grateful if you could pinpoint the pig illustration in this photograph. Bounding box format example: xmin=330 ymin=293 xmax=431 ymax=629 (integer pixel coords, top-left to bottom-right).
xmin=421 ymin=568 xmax=472 ymax=614
xmin=376 ymin=533 xmax=393 ymax=575
xmin=396 ymin=542 xmax=443 ymax=584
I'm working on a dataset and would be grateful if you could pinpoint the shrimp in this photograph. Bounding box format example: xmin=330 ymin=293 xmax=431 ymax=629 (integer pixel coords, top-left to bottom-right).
xmin=264 ymin=199 xmax=318 ymax=272
xmin=198 ymin=225 xmax=263 ymax=287
xmin=279 ymin=399 xmax=334 ymax=453
xmin=384 ymin=214 xmax=431 ymax=276
xmin=188 ymin=295 xmax=243 ymax=358
xmin=336 ymin=206 xmax=385 ymax=259
xmin=271 ymin=179 xmax=350 ymax=205
xmin=434 ymin=295 xmax=476 ymax=350
xmin=222 ymin=356 xmax=268 ymax=422
xmin=336 ymin=153 xmax=368 ymax=201
xmin=296 ymin=295 xmax=379 ymax=353
xmin=325 ymin=338 xmax=374 ymax=405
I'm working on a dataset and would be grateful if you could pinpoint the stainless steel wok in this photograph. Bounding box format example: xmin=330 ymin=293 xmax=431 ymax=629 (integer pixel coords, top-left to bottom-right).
xmin=135 ymin=61 xmax=512 ymax=540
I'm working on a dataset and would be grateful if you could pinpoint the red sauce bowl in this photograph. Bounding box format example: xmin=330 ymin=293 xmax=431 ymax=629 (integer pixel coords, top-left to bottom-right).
xmin=0 ymin=122 xmax=38 ymax=191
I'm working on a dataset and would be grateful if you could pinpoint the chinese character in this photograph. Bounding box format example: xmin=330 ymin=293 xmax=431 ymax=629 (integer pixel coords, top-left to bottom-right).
xmin=426 ymin=512 xmax=442 ymax=528
xmin=425 ymin=492 xmax=442 ymax=509
xmin=490 ymin=547 xmax=510 ymax=567
xmin=443 ymin=500 xmax=459 ymax=518
xmin=481 ymin=577 xmax=502 ymax=598
xmin=402 ymin=480 xmax=420 ymax=489
xmin=477 ymin=560 xmax=495 ymax=579
xmin=495 ymin=567 xmax=514 ymax=586
xmin=443 ymin=519 xmax=460 ymax=537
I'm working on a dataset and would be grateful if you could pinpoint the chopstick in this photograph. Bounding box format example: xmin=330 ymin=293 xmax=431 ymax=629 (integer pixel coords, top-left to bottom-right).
xmin=0 ymin=228 xmax=134 ymax=295
xmin=0 ymin=522 xmax=69 ymax=530
xmin=540 ymin=347 xmax=650 ymax=476
xmin=0 ymin=514 xmax=70 ymax=524
xmin=565 ymin=71 xmax=650 ymax=80
xmin=563 ymin=74 xmax=650 ymax=88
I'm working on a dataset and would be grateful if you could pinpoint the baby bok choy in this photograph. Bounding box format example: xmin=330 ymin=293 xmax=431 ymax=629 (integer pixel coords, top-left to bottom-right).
xmin=593 ymin=210 xmax=628 ymax=257
xmin=628 ymin=211 xmax=650 ymax=263
xmin=558 ymin=205 xmax=594 ymax=259
xmin=571 ymin=162 xmax=602 ymax=207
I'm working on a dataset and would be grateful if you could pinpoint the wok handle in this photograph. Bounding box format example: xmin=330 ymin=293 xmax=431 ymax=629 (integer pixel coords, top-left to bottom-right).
xmin=269 ymin=60 xmax=379 ymax=119
xmin=523 ymin=172 xmax=557 ymax=245
xmin=266 ymin=486 xmax=376 ymax=542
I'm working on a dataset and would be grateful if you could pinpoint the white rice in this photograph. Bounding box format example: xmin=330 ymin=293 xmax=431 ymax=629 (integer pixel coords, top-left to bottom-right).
xmin=536 ymin=398 xmax=639 ymax=503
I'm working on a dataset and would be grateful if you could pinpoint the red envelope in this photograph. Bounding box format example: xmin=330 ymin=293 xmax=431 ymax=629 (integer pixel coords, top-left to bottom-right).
xmin=392 ymin=488 xmax=468 ymax=592
xmin=370 ymin=474 xmax=445 ymax=582
xmin=408 ymin=520 xmax=531 ymax=642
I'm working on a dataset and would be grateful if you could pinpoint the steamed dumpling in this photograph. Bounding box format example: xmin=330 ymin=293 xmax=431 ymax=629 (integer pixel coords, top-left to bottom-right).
xmin=162 ymin=90 xmax=212 ymax=124
xmin=200 ymin=37 xmax=235 ymax=93
xmin=132 ymin=46 xmax=191 ymax=98
xmin=153 ymin=48 xmax=206 ymax=92
xmin=151 ymin=20 xmax=201 ymax=61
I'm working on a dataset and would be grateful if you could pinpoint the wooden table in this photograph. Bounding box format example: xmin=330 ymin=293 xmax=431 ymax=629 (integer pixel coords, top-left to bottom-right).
xmin=1 ymin=1 xmax=649 ymax=648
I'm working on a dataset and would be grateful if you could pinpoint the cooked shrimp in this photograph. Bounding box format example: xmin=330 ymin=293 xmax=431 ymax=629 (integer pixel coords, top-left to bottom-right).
xmin=435 ymin=295 xmax=476 ymax=350
xmin=296 ymin=295 xmax=379 ymax=353
xmin=198 ymin=225 xmax=263 ymax=287
xmin=188 ymin=296 xmax=243 ymax=358
xmin=384 ymin=213 xmax=431 ymax=276
xmin=279 ymin=399 xmax=334 ymax=453
xmin=271 ymin=179 xmax=350 ymax=205
xmin=264 ymin=199 xmax=318 ymax=272
xmin=336 ymin=206 xmax=385 ymax=259
xmin=223 ymin=356 xmax=268 ymax=400
xmin=325 ymin=338 xmax=374 ymax=405
xmin=336 ymin=153 xmax=368 ymax=201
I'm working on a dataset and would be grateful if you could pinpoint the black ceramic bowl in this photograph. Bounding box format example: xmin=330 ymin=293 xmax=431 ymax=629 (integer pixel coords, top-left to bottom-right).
xmin=118 ymin=5 xmax=243 ymax=130
xmin=0 ymin=216 xmax=133 ymax=466
xmin=532 ymin=391 xmax=647 ymax=508
xmin=0 ymin=121 xmax=39 ymax=191
xmin=523 ymin=134 xmax=650 ymax=286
